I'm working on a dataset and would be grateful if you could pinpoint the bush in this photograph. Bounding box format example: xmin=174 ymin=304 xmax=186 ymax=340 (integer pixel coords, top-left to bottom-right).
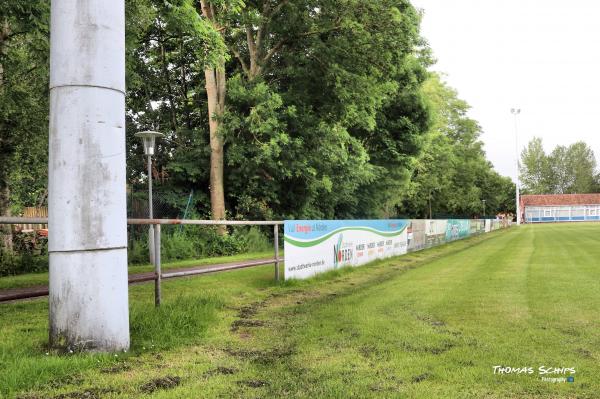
xmin=0 ymin=250 xmax=49 ymax=276
xmin=161 ymin=231 xmax=201 ymax=261
xmin=233 ymin=226 xmax=272 ymax=253
xmin=0 ymin=231 xmax=49 ymax=276
xmin=0 ymin=224 xmax=275 ymax=274
xmin=127 ymin=225 xmax=273 ymax=265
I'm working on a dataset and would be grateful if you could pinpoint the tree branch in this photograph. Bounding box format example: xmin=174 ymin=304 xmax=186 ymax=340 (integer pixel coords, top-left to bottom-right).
xmin=263 ymin=38 xmax=285 ymax=64
xmin=230 ymin=46 xmax=250 ymax=76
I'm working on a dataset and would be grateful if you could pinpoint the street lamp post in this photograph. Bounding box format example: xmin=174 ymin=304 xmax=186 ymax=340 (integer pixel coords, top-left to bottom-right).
xmin=482 ymin=199 xmax=486 ymax=218
xmin=135 ymin=131 xmax=164 ymax=263
xmin=511 ymin=108 xmax=521 ymax=225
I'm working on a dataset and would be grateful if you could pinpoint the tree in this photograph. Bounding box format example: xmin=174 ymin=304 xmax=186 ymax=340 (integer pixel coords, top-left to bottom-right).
xmin=520 ymin=138 xmax=598 ymax=195
xmin=399 ymin=73 xmax=515 ymax=218
xmin=199 ymin=1 xmax=229 ymax=229
xmin=0 ymin=2 xmax=50 ymax=251
xmin=566 ymin=142 xmax=596 ymax=194
xmin=2 ymin=0 xmax=514 ymax=232
xmin=519 ymin=137 xmax=551 ymax=194
xmin=219 ymin=0 xmax=432 ymax=219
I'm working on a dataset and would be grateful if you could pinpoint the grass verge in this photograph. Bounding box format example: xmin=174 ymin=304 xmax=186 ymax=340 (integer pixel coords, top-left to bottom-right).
xmin=2 ymin=224 xmax=599 ymax=398
xmin=0 ymin=250 xmax=278 ymax=291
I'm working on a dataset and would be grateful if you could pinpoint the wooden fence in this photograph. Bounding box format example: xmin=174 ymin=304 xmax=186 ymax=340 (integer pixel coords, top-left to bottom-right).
xmin=17 ymin=207 xmax=48 ymax=231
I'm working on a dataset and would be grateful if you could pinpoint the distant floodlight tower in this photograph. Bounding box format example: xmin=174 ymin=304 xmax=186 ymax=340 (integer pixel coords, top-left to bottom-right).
xmin=48 ymin=0 xmax=129 ymax=351
xmin=511 ymin=108 xmax=521 ymax=225
xmin=135 ymin=131 xmax=164 ymax=264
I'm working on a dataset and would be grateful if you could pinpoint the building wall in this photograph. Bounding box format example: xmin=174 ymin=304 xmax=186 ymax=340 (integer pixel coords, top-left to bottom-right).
xmin=524 ymin=205 xmax=600 ymax=223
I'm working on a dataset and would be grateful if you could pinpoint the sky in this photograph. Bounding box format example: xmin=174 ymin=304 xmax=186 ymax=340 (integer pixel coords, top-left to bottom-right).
xmin=411 ymin=0 xmax=600 ymax=181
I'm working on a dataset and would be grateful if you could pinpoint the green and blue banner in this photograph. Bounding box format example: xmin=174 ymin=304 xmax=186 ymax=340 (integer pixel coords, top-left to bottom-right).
xmin=284 ymin=219 xmax=508 ymax=280
xmin=446 ymin=219 xmax=471 ymax=241
xmin=284 ymin=220 xmax=408 ymax=280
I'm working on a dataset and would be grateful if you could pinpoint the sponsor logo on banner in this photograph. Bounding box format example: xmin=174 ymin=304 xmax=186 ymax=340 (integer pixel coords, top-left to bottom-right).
xmin=333 ymin=234 xmax=354 ymax=269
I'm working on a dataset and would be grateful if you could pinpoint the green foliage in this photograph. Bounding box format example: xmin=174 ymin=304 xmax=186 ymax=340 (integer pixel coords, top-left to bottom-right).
xmin=3 ymin=0 xmax=515 ymax=244
xmin=520 ymin=137 xmax=552 ymax=194
xmin=0 ymin=1 xmax=50 ymax=213
xmin=127 ymin=224 xmax=272 ymax=264
xmin=0 ymin=232 xmax=49 ymax=276
xmin=124 ymin=0 xmax=439 ymax=221
xmin=399 ymin=74 xmax=515 ymax=218
xmin=520 ymin=138 xmax=598 ymax=194
xmin=236 ymin=226 xmax=273 ymax=252
xmin=0 ymin=250 xmax=48 ymax=277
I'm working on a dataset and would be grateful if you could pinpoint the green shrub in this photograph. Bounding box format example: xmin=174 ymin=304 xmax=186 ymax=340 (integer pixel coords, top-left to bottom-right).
xmin=127 ymin=225 xmax=273 ymax=265
xmin=0 ymin=250 xmax=49 ymax=276
xmin=0 ymin=232 xmax=49 ymax=276
xmin=232 ymin=226 xmax=272 ymax=252
xmin=0 ymin=224 xmax=275 ymax=274
xmin=128 ymin=235 xmax=150 ymax=265
xmin=161 ymin=231 xmax=201 ymax=261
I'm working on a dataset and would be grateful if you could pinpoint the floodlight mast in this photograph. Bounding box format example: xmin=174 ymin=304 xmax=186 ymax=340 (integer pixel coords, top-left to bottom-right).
xmin=48 ymin=0 xmax=129 ymax=351
xmin=511 ymin=108 xmax=521 ymax=225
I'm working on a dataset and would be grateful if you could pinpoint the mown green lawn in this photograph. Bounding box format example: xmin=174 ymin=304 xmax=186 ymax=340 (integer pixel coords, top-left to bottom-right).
xmin=2 ymin=223 xmax=599 ymax=398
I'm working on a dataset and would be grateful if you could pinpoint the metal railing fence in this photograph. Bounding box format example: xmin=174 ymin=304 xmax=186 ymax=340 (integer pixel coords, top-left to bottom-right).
xmin=0 ymin=217 xmax=284 ymax=305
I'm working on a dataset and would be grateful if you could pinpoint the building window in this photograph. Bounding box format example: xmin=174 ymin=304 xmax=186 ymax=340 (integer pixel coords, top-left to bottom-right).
xmin=544 ymin=209 xmax=552 ymax=218
xmin=590 ymin=208 xmax=597 ymax=217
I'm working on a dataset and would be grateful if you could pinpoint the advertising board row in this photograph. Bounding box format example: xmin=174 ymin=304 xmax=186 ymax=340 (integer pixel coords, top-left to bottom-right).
xmin=284 ymin=219 xmax=507 ymax=280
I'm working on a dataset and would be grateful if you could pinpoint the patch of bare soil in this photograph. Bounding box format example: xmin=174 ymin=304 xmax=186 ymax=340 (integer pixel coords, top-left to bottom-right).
xmin=139 ymin=376 xmax=181 ymax=394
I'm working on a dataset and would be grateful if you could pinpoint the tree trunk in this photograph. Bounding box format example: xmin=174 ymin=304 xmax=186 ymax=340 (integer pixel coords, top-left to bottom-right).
xmin=0 ymin=184 xmax=13 ymax=252
xmin=200 ymin=1 xmax=227 ymax=234
xmin=0 ymin=23 xmax=12 ymax=252
xmin=204 ymin=67 xmax=226 ymax=233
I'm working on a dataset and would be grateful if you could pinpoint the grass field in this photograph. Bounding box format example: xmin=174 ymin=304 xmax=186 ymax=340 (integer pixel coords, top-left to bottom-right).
xmin=2 ymin=223 xmax=599 ymax=398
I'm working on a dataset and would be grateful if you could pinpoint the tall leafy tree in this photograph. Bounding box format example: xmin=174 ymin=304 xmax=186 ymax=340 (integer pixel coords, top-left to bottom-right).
xmin=198 ymin=0 xmax=244 ymax=229
xmin=400 ymin=74 xmax=515 ymax=218
xmin=0 ymin=1 xmax=50 ymax=250
xmin=1 ymin=0 xmax=517 ymax=237
xmin=224 ymin=0 xmax=430 ymax=218
xmin=520 ymin=137 xmax=552 ymax=194
xmin=521 ymin=138 xmax=598 ymax=194
xmin=566 ymin=141 xmax=597 ymax=194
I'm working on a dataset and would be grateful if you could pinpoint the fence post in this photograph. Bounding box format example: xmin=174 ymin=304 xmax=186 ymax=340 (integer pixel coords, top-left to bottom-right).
xmin=154 ymin=223 xmax=161 ymax=307
xmin=274 ymin=224 xmax=280 ymax=281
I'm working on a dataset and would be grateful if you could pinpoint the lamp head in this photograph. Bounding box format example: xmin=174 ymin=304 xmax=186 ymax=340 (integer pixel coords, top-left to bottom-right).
xmin=135 ymin=131 xmax=164 ymax=156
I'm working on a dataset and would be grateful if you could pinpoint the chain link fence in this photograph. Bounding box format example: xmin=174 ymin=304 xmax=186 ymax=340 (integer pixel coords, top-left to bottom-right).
xmin=126 ymin=185 xmax=274 ymax=265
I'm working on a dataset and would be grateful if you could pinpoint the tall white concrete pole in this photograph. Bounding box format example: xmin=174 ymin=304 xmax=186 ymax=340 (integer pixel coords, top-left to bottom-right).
xmin=511 ymin=108 xmax=521 ymax=226
xmin=48 ymin=0 xmax=129 ymax=351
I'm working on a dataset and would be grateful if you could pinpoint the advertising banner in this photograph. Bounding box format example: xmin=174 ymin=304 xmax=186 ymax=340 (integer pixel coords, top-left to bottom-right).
xmin=284 ymin=220 xmax=408 ymax=280
xmin=445 ymin=219 xmax=471 ymax=242
xmin=407 ymin=219 xmax=426 ymax=252
xmin=485 ymin=219 xmax=492 ymax=232
xmin=491 ymin=220 xmax=501 ymax=230
xmin=469 ymin=219 xmax=486 ymax=235
xmin=425 ymin=220 xmax=447 ymax=248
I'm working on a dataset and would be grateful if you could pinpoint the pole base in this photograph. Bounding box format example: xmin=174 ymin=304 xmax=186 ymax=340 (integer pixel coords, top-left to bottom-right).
xmin=49 ymin=248 xmax=129 ymax=352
